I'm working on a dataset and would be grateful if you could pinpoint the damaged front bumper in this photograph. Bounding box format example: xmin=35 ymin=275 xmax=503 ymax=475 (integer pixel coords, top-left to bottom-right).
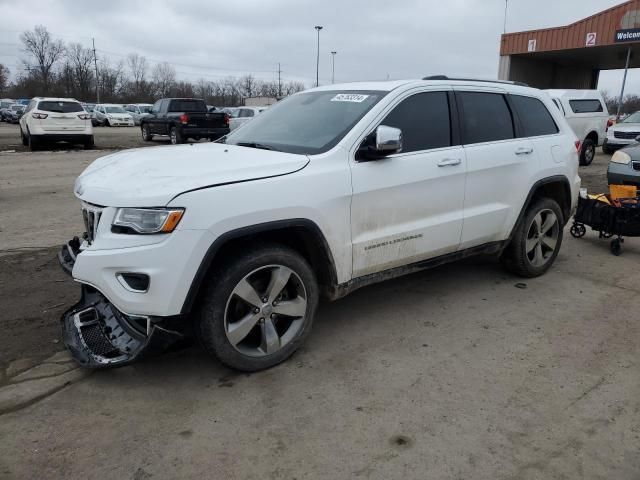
xmin=59 ymin=242 xmax=187 ymax=368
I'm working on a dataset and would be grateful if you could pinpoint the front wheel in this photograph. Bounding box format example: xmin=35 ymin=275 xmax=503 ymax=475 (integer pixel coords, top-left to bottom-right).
xmin=580 ymin=139 xmax=595 ymax=166
xmin=197 ymin=244 xmax=319 ymax=371
xmin=141 ymin=124 xmax=152 ymax=141
xmin=501 ymin=198 xmax=564 ymax=277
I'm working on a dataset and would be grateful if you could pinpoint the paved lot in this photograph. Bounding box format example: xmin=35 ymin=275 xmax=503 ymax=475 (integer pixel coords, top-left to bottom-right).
xmin=0 ymin=142 xmax=639 ymax=479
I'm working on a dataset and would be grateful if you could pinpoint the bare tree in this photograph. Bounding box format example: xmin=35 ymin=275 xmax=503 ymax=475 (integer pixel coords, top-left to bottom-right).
xmin=0 ymin=64 xmax=9 ymax=94
xmin=67 ymin=43 xmax=94 ymax=100
xmin=20 ymin=25 xmax=65 ymax=92
xmin=128 ymin=53 xmax=148 ymax=97
xmin=152 ymin=62 xmax=176 ymax=98
xmin=239 ymin=74 xmax=257 ymax=98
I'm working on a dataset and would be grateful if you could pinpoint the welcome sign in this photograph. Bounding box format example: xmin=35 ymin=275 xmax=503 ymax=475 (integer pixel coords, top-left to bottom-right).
xmin=615 ymin=28 xmax=640 ymax=42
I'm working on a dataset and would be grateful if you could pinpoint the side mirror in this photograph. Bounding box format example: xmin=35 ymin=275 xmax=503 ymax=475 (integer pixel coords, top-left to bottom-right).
xmin=357 ymin=125 xmax=403 ymax=161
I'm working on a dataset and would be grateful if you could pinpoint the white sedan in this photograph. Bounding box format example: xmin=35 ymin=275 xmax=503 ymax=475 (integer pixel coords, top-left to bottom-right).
xmin=229 ymin=106 xmax=268 ymax=131
xmin=93 ymin=104 xmax=134 ymax=127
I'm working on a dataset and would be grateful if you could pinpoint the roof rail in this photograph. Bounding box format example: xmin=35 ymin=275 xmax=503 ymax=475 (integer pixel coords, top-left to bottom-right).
xmin=422 ymin=75 xmax=529 ymax=87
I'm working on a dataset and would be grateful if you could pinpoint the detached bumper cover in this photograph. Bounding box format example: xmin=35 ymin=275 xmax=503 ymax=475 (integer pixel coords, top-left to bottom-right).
xmin=61 ymin=285 xmax=186 ymax=368
xmin=59 ymin=242 xmax=187 ymax=368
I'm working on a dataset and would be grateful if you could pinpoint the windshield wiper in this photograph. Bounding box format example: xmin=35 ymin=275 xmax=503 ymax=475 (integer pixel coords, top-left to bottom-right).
xmin=235 ymin=142 xmax=278 ymax=151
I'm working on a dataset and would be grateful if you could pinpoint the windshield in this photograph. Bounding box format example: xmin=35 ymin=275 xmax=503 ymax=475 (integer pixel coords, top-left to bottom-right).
xmin=168 ymin=99 xmax=206 ymax=112
xmin=11 ymin=105 xmax=22 ymax=111
xmin=139 ymin=105 xmax=152 ymax=113
xmin=105 ymin=106 xmax=126 ymax=114
xmin=38 ymin=101 xmax=83 ymax=113
xmin=225 ymin=90 xmax=387 ymax=154
xmin=622 ymin=112 xmax=640 ymax=123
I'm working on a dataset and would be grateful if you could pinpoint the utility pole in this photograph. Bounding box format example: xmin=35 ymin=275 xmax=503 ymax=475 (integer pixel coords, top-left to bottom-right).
xmin=314 ymin=26 xmax=323 ymax=87
xmin=331 ymin=51 xmax=337 ymax=84
xmin=617 ymin=46 xmax=632 ymax=120
xmin=92 ymin=38 xmax=100 ymax=104
xmin=503 ymin=0 xmax=509 ymax=34
xmin=277 ymin=62 xmax=282 ymax=98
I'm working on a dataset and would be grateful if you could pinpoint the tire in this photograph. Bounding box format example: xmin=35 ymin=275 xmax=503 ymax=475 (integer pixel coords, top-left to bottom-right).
xmin=197 ymin=244 xmax=319 ymax=372
xmin=580 ymin=139 xmax=595 ymax=166
xmin=169 ymin=126 xmax=183 ymax=145
xmin=83 ymin=136 xmax=94 ymax=150
xmin=141 ymin=124 xmax=152 ymax=141
xmin=20 ymin=128 xmax=28 ymax=146
xmin=501 ymin=198 xmax=564 ymax=278
xmin=105 ymin=119 xmax=111 ymax=127
xmin=27 ymin=131 xmax=40 ymax=151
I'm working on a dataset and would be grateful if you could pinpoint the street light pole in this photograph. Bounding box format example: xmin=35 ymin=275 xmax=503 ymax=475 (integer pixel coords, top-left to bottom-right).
xmin=617 ymin=46 xmax=632 ymax=120
xmin=314 ymin=25 xmax=323 ymax=87
xmin=331 ymin=51 xmax=337 ymax=84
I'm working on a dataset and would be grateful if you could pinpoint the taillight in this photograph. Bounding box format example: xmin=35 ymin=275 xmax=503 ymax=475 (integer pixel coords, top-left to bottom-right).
xmin=78 ymin=114 xmax=91 ymax=120
xmin=606 ymin=119 xmax=614 ymax=131
xmin=32 ymin=112 xmax=48 ymax=119
xmin=224 ymin=113 xmax=230 ymax=126
xmin=179 ymin=114 xmax=189 ymax=124
xmin=575 ymin=140 xmax=581 ymax=153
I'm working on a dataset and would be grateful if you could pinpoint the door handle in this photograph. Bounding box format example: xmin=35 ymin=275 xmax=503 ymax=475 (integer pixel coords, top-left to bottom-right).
xmin=515 ymin=147 xmax=534 ymax=155
xmin=437 ymin=158 xmax=462 ymax=167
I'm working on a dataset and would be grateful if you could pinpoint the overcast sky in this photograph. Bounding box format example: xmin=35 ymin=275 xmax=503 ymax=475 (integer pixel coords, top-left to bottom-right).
xmin=0 ymin=0 xmax=636 ymax=95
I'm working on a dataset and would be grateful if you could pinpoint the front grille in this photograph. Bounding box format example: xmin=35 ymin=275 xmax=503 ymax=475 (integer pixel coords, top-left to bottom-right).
xmin=81 ymin=202 xmax=104 ymax=244
xmin=614 ymin=131 xmax=640 ymax=139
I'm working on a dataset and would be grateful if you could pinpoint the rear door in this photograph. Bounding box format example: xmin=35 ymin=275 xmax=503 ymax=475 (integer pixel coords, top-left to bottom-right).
xmin=455 ymin=88 xmax=537 ymax=248
xmin=37 ymin=101 xmax=86 ymax=132
xmin=350 ymin=89 xmax=467 ymax=277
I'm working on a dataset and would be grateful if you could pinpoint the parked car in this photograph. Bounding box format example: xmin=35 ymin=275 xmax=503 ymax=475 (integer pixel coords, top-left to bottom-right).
xmin=125 ymin=103 xmax=153 ymax=126
xmin=7 ymin=104 xmax=25 ymax=123
xmin=545 ymin=89 xmax=609 ymax=166
xmin=93 ymin=104 xmax=134 ymax=127
xmin=603 ymin=111 xmax=640 ymax=154
xmin=58 ymin=77 xmax=580 ymax=371
xmin=19 ymin=97 xmax=93 ymax=150
xmin=607 ymin=143 xmax=640 ymax=187
xmin=0 ymin=101 xmax=15 ymax=122
xmin=229 ymin=106 xmax=268 ymax=131
xmin=140 ymin=98 xmax=230 ymax=144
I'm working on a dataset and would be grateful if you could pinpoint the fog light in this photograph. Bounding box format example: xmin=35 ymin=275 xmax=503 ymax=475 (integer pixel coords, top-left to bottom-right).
xmin=116 ymin=273 xmax=150 ymax=292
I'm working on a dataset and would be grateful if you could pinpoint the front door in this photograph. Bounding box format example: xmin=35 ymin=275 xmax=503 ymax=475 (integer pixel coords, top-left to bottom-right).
xmin=350 ymin=89 xmax=466 ymax=277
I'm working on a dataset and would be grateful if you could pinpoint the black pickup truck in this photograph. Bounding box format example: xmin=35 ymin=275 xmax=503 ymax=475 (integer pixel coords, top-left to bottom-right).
xmin=140 ymin=98 xmax=230 ymax=144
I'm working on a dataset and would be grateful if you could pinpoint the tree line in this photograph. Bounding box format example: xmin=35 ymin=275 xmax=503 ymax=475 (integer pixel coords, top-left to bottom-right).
xmin=0 ymin=25 xmax=305 ymax=106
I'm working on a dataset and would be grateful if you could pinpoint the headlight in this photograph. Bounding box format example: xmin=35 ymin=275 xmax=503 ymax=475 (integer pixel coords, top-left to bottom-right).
xmin=113 ymin=208 xmax=184 ymax=234
xmin=611 ymin=151 xmax=631 ymax=165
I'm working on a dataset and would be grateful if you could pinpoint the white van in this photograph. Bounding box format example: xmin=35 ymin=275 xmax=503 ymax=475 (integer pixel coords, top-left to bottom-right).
xmin=545 ymin=90 xmax=609 ymax=166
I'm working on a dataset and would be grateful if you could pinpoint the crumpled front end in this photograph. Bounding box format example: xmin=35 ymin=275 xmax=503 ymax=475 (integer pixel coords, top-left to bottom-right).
xmin=61 ymin=283 xmax=186 ymax=369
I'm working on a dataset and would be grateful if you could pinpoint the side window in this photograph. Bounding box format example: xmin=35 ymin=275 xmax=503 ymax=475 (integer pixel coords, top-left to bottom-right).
xmin=151 ymin=100 xmax=161 ymax=113
xmin=569 ymin=99 xmax=604 ymax=114
xmin=458 ymin=92 xmax=514 ymax=144
xmin=552 ymin=98 xmax=565 ymax=115
xmin=511 ymin=95 xmax=559 ymax=137
xmin=380 ymin=91 xmax=452 ymax=153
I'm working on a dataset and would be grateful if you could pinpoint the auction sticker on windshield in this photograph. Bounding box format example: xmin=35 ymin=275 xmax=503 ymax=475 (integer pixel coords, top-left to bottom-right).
xmin=331 ymin=94 xmax=369 ymax=102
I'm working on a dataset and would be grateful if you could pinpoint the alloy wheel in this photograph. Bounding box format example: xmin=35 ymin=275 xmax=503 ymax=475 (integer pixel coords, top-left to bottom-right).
xmin=224 ymin=265 xmax=308 ymax=357
xmin=525 ymin=209 xmax=560 ymax=267
xmin=170 ymin=129 xmax=177 ymax=144
xmin=585 ymin=144 xmax=595 ymax=164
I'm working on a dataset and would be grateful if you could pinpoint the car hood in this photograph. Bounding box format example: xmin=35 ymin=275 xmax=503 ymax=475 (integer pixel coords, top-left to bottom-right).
xmin=75 ymin=143 xmax=310 ymax=207
xmin=611 ymin=123 xmax=640 ymax=132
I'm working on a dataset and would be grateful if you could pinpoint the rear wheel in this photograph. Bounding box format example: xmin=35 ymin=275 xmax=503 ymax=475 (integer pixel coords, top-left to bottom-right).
xmin=83 ymin=136 xmax=94 ymax=150
xmin=580 ymin=139 xmax=595 ymax=166
xmin=501 ymin=198 xmax=564 ymax=277
xmin=27 ymin=131 xmax=40 ymax=151
xmin=141 ymin=124 xmax=152 ymax=141
xmin=170 ymin=126 xmax=183 ymax=145
xmin=197 ymin=244 xmax=319 ymax=371
xmin=20 ymin=127 xmax=28 ymax=146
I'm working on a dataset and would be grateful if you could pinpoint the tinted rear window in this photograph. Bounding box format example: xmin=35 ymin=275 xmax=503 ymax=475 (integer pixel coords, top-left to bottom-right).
xmin=511 ymin=95 xmax=559 ymax=137
xmin=569 ymin=99 xmax=603 ymax=114
xmin=168 ymin=99 xmax=206 ymax=112
xmin=459 ymin=92 xmax=514 ymax=144
xmin=38 ymin=101 xmax=83 ymax=113
xmin=381 ymin=91 xmax=452 ymax=152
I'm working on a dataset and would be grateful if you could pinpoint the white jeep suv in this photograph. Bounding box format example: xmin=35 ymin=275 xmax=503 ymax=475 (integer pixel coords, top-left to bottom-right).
xmin=59 ymin=77 xmax=580 ymax=371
